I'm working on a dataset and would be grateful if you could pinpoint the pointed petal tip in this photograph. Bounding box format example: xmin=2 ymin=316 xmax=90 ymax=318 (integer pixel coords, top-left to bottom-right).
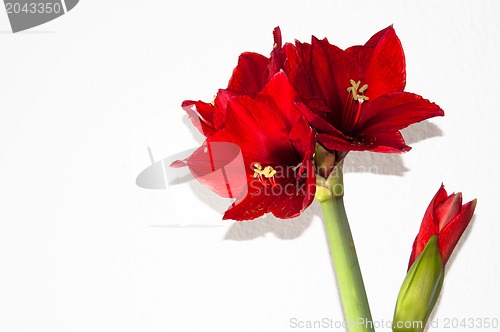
xmin=464 ymin=198 xmax=478 ymax=213
xmin=380 ymin=24 xmax=396 ymax=35
xmin=437 ymin=183 xmax=448 ymax=197
xmin=273 ymin=26 xmax=282 ymax=47
xmin=424 ymin=101 xmax=445 ymax=118
xmin=222 ymin=212 xmax=236 ymax=221
xmin=456 ymin=192 xmax=463 ymax=207
xmin=170 ymin=160 xmax=187 ymax=168
xmin=311 ymin=35 xmax=323 ymax=44
xmin=181 ymin=100 xmax=195 ymax=108
xmin=436 ymin=107 xmax=445 ymax=117
xmin=425 ymin=100 xmax=445 ymax=117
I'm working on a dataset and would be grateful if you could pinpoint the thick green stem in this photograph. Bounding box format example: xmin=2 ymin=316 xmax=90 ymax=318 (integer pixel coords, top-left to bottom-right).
xmin=316 ymin=166 xmax=374 ymax=332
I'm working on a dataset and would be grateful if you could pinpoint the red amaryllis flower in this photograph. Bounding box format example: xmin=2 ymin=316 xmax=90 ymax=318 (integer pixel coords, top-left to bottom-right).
xmin=408 ymin=184 xmax=477 ymax=268
xmin=291 ymin=26 xmax=444 ymax=154
xmin=182 ymin=27 xmax=296 ymax=138
xmin=176 ymin=73 xmax=316 ymax=220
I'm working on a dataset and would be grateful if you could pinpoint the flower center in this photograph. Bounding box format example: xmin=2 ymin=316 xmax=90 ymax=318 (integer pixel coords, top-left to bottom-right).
xmin=252 ymin=162 xmax=277 ymax=187
xmin=343 ymin=79 xmax=369 ymax=132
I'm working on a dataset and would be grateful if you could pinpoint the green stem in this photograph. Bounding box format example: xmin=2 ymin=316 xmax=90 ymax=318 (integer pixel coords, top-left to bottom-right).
xmin=316 ymin=166 xmax=374 ymax=332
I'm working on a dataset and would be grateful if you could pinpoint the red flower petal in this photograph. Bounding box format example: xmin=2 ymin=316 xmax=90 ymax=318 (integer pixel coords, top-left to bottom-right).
xmin=212 ymin=89 xmax=234 ymax=130
xmin=267 ymin=159 xmax=316 ymax=219
xmin=222 ymin=180 xmax=276 ymax=220
xmin=438 ymin=199 xmax=477 ymax=265
xmin=227 ymin=52 xmax=269 ymax=96
xmin=293 ymin=41 xmax=321 ymax=100
xmin=268 ymin=26 xmax=285 ymax=79
xmin=296 ymin=102 xmax=350 ymax=140
xmin=179 ymin=133 xmax=249 ymax=199
xmin=310 ymin=37 xmax=361 ymax=115
xmin=318 ymin=131 xmax=411 ymax=153
xmin=355 ymin=92 xmax=444 ymax=136
xmin=224 ymin=73 xmax=304 ymax=166
xmin=435 ymin=193 xmax=462 ymax=230
xmin=409 ymin=184 xmax=448 ymax=268
xmin=224 ymin=98 xmax=294 ymax=167
xmin=273 ymin=26 xmax=282 ymax=48
xmin=181 ymin=100 xmax=216 ymax=137
xmin=316 ymin=134 xmax=362 ymax=152
xmin=346 ymin=26 xmax=406 ymax=100
xmin=364 ymin=131 xmax=411 ymax=153
xmin=283 ymin=43 xmax=298 ymax=74
xmin=289 ymin=120 xmax=315 ymax=160
xmin=257 ymin=72 xmax=302 ymax=126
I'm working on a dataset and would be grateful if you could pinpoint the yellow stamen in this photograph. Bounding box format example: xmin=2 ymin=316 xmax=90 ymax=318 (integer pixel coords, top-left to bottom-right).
xmin=347 ymin=79 xmax=369 ymax=101
xmin=252 ymin=163 xmax=277 ymax=179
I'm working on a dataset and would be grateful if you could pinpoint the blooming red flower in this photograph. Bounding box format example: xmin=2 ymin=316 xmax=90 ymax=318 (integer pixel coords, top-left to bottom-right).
xmin=290 ymin=26 xmax=444 ymax=154
xmin=176 ymin=73 xmax=316 ymax=220
xmin=182 ymin=27 xmax=295 ymax=138
xmin=408 ymin=184 xmax=477 ymax=268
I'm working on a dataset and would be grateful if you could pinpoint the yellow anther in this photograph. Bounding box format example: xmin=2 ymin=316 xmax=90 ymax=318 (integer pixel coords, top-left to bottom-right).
xmin=253 ymin=163 xmax=277 ymax=179
xmin=210 ymin=95 xmax=217 ymax=106
xmin=359 ymin=84 xmax=368 ymax=94
xmin=347 ymin=79 xmax=369 ymax=101
xmin=347 ymin=79 xmax=360 ymax=93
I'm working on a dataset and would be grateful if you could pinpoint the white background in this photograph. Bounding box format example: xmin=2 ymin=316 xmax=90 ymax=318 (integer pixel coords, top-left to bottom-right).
xmin=1 ymin=1 xmax=499 ymax=331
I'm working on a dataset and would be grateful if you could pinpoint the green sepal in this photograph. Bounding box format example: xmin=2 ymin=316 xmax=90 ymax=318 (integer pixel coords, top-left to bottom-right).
xmin=393 ymin=235 xmax=444 ymax=332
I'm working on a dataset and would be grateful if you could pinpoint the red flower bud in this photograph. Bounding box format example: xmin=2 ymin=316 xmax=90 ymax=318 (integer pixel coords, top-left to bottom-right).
xmin=408 ymin=184 xmax=477 ymax=269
